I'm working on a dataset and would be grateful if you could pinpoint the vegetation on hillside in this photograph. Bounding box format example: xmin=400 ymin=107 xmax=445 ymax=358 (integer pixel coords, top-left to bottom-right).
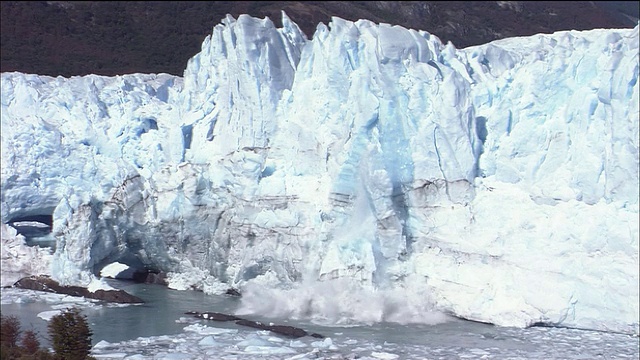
xmin=1 ymin=309 xmax=96 ymax=360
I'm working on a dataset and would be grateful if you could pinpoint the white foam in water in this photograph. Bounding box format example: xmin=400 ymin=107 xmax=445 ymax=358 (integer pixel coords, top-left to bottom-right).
xmin=235 ymin=275 xmax=450 ymax=326
xmin=371 ymin=352 xmax=400 ymax=360
xmin=37 ymin=310 xmax=62 ymax=321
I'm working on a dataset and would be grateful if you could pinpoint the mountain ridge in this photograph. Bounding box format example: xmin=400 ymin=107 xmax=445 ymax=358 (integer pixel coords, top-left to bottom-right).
xmin=1 ymin=1 xmax=638 ymax=77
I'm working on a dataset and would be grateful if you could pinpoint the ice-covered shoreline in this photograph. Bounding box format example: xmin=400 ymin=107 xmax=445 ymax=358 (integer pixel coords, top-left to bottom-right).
xmin=2 ymin=286 xmax=639 ymax=360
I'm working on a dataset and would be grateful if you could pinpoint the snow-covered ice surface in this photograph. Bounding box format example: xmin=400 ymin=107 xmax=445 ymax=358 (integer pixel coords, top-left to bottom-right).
xmin=1 ymin=11 xmax=639 ymax=336
xmin=2 ymin=287 xmax=638 ymax=360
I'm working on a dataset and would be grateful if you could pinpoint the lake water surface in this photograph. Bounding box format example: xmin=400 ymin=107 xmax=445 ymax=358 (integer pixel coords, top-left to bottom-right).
xmin=1 ymin=280 xmax=638 ymax=359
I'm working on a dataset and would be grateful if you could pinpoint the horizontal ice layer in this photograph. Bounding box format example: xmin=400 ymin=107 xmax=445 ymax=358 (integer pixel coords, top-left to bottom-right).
xmin=0 ymin=12 xmax=638 ymax=335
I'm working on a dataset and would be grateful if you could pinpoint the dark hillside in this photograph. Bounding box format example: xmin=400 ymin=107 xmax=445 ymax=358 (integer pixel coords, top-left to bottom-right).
xmin=1 ymin=1 xmax=637 ymax=77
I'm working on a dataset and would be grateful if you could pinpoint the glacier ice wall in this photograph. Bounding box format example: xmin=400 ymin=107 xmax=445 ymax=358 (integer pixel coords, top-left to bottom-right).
xmin=1 ymin=13 xmax=638 ymax=334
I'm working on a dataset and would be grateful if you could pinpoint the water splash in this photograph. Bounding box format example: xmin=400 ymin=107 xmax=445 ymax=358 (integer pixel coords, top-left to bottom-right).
xmin=235 ymin=275 xmax=450 ymax=326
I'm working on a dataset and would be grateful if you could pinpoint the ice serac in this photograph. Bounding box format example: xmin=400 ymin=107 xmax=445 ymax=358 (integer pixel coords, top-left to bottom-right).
xmin=0 ymin=12 xmax=638 ymax=335
xmin=438 ymin=27 xmax=639 ymax=332
xmin=1 ymin=72 xmax=184 ymax=285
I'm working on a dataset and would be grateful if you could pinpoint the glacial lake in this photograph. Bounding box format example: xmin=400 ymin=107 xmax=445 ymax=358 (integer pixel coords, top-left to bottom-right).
xmin=1 ymin=280 xmax=638 ymax=359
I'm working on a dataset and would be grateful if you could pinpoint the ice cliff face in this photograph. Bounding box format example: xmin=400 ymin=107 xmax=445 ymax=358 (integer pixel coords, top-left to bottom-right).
xmin=1 ymin=13 xmax=638 ymax=334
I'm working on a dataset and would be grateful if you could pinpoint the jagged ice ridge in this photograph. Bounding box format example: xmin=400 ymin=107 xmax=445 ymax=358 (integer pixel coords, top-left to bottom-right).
xmin=1 ymin=13 xmax=638 ymax=335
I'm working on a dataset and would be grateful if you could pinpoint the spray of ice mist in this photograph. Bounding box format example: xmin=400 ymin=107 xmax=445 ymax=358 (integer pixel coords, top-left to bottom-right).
xmin=235 ymin=275 xmax=450 ymax=326
xmin=236 ymin=157 xmax=449 ymax=326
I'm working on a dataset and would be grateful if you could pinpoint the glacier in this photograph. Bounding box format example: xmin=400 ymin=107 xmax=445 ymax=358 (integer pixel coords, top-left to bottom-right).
xmin=1 ymin=12 xmax=638 ymax=335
